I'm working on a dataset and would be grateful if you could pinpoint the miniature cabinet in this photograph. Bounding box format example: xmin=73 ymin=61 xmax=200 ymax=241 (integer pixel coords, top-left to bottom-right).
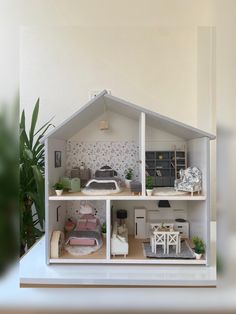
xmin=145 ymin=150 xmax=187 ymax=187
xmin=134 ymin=208 xmax=146 ymax=239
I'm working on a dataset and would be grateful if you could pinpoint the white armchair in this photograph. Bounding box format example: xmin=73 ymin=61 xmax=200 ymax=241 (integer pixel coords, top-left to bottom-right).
xmin=174 ymin=166 xmax=202 ymax=196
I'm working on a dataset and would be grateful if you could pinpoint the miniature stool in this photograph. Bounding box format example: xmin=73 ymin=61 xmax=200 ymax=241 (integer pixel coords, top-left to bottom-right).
xmin=130 ymin=180 xmax=142 ymax=195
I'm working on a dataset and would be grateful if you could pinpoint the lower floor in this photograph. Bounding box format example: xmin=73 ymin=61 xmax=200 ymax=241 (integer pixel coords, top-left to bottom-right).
xmin=49 ymin=199 xmax=209 ymax=265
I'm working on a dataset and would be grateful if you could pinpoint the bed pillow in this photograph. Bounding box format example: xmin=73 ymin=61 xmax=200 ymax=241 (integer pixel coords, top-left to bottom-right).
xmin=77 ymin=220 xmax=97 ymax=231
xmin=79 ymin=203 xmax=94 ymax=214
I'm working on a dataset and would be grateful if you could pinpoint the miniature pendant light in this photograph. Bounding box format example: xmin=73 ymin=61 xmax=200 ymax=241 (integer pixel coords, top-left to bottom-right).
xmin=99 ymin=103 xmax=109 ymax=130
xmin=158 ymin=200 xmax=171 ymax=208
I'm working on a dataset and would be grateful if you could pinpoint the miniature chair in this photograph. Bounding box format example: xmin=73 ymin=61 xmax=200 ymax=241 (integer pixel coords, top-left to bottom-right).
xmin=166 ymin=232 xmax=180 ymax=254
xmin=150 ymin=224 xmax=161 ymax=252
xmin=153 ymin=231 xmax=166 ymax=254
xmin=174 ymin=166 xmax=202 ymax=196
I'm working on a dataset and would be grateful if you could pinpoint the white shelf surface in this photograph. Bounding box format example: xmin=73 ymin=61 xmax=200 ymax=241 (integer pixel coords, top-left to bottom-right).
xmin=20 ymin=222 xmax=216 ymax=287
xmin=49 ymin=194 xmax=207 ymax=201
xmin=49 ymin=258 xmax=207 ymax=265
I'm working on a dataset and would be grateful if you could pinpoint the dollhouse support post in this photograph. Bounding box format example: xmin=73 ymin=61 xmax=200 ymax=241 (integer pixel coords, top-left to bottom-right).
xmin=139 ymin=112 xmax=146 ymax=196
xmin=106 ymin=200 xmax=111 ymax=261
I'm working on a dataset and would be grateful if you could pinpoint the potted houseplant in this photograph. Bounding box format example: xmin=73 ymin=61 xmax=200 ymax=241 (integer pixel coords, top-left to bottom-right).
xmin=101 ymin=222 xmax=106 ymax=238
xmin=53 ymin=182 xmax=64 ymax=196
xmin=192 ymin=236 xmax=205 ymax=260
xmin=146 ymin=176 xmax=153 ymax=196
xmin=125 ymin=168 xmax=133 ymax=188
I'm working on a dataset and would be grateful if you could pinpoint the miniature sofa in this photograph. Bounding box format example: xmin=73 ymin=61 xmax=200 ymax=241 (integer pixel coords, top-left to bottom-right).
xmin=111 ymin=221 xmax=129 ymax=258
xmin=174 ymin=166 xmax=202 ymax=196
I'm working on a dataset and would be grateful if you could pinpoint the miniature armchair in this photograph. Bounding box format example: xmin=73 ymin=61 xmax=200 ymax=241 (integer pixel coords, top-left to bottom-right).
xmin=174 ymin=166 xmax=202 ymax=196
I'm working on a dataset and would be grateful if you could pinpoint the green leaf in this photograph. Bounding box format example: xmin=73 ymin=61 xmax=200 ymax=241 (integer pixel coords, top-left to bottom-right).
xmin=23 ymin=148 xmax=33 ymax=160
xmin=32 ymin=123 xmax=54 ymax=153
xmin=29 ymin=98 xmax=39 ymax=148
xmin=20 ymin=110 xmax=25 ymax=130
xmin=34 ymin=117 xmax=55 ymax=137
xmin=31 ymin=165 xmax=45 ymax=228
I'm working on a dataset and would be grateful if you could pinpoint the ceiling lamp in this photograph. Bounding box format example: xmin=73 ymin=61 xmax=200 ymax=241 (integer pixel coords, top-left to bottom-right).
xmin=99 ymin=103 xmax=109 ymax=130
xmin=158 ymin=200 xmax=171 ymax=208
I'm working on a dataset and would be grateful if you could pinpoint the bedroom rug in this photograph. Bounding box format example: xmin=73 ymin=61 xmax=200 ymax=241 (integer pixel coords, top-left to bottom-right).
xmin=81 ymin=188 xmax=122 ymax=195
xmin=142 ymin=240 xmax=195 ymax=259
xmin=152 ymin=187 xmax=189 ymax=196
xmin=64 ymin=241 xmax=103 ymax=256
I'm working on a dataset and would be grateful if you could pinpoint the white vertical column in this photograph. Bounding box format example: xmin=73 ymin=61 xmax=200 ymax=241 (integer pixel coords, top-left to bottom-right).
xmin=106 ymin=199 xmax=111 ymax=261
xmin=44 ymin=138 xmax=50 ymax=264
xmin=139 ymin=112 xmax=146 ymax=196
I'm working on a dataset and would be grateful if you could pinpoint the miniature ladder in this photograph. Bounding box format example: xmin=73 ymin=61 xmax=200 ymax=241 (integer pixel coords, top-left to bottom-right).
xmin=174 ymin=145 xmax=187 ymax=180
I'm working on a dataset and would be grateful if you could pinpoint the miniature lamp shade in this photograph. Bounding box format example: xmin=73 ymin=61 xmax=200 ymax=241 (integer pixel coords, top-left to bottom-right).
xmin=99 ymin=120 xmax=109 ymax=130
xmin=117 ymin=209 xmax=127 ymax=225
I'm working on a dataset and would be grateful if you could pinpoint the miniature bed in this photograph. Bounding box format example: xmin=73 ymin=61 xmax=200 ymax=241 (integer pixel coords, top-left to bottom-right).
xmin=64 ymin=202 xmax=103 ymax=256
xmin=65 ymin=214 xmax=102 ymax=246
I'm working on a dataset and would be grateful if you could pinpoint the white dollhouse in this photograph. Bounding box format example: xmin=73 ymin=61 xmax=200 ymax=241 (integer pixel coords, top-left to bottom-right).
xmin=41 ymin=90 xmax=215 ymax=266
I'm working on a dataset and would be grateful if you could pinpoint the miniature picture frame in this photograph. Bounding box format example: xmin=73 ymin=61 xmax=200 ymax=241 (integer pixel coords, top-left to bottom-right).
xmin=54 ymin=151 xmax=61 ymax=168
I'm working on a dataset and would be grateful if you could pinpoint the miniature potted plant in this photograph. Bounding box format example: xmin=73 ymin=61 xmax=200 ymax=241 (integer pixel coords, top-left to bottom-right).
xmin=101 ymin=222 xmax=106 ymax=238
xmin=192 ymin=236 xmax=205 ymax=260
xmin=146 ymin=176 xmax=154 ymax=196
xmin=125 ymin=168 xmax=133 ymax=188
xmin=53 ymin=182 xmax=64 ymax=196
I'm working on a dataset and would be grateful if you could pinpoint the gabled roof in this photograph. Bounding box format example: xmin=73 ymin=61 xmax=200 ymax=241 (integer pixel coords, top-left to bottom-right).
xmin=41 ymin=90 xmax=216 ymax=143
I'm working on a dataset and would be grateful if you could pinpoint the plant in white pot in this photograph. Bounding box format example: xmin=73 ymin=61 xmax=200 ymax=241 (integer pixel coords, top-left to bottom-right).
xmin=146 ymin=176 xmax=153 ymax=196
xmin=124 ymin=168 xmax=133 ymax=188
xmin=192 ymin=236 xmax=205 ymax=260
xmin=53 ymin=182 xmax=64 ymax=196
xmin=101 ymin=222 xmax=106 ymax=238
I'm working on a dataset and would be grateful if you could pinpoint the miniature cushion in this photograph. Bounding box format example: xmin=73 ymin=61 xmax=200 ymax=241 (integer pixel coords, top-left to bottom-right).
xmin=77 ymin=220 xmax=97 ymax=231
xmin=79 ymin=204 xmax=93 ymax=214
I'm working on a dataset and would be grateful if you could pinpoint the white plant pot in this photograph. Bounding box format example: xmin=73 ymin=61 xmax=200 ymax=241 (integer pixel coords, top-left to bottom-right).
xmin=146 ymin=189 xmax=153 ymax=196
xmin=125 ymin=179 xmax=132 ymax=188
xmin=55 ymin=189 xmax=63 ymax=196
xmin=194 ymin=252 xmax=202 ymax=260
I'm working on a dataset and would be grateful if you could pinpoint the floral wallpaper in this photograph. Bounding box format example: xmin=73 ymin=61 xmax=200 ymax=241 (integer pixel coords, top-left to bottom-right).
xmin=66 ymin=140 xmax=140 ymax=180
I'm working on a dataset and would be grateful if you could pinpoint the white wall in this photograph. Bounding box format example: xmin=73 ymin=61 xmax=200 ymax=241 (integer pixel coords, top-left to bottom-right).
xmin=146 ymin=125 xmax=186 ymax=151
xmin=0 ymin=0 xmax=213 ymax=106
xmin=71 ymin=111 xmax=139 ymax=142
xmin=20 ymin=26 xmax=199 ymax=130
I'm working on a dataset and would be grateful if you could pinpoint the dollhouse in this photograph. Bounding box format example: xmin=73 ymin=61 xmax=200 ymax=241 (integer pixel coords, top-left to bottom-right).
xmin=41 ymin=90 xmax=215 ymax=266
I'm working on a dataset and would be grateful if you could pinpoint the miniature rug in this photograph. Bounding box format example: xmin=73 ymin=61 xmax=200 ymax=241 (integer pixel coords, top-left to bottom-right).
xmin=81 ymin=188 xmax=121 ymax=196
xmin=64 ymin=241 xmax=103 ymax=256
xmin=142 ymin=240 xmax=195 ymax=259
xmin=152 ymin=187 xmax=189 ymax=196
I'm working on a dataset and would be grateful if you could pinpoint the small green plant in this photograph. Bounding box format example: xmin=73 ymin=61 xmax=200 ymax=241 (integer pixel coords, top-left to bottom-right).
xmin=192 ymin=236 xmax=205 ymax=254
xmin=125 ymin=168 xmax=133 ymax=180
xmin=53 ymin=182 xmax=64 ymax=190
xmin=146 ymin=176 xmax=153 ymax=189
xmin=101 ymin=222 xmax=106 ymax=234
